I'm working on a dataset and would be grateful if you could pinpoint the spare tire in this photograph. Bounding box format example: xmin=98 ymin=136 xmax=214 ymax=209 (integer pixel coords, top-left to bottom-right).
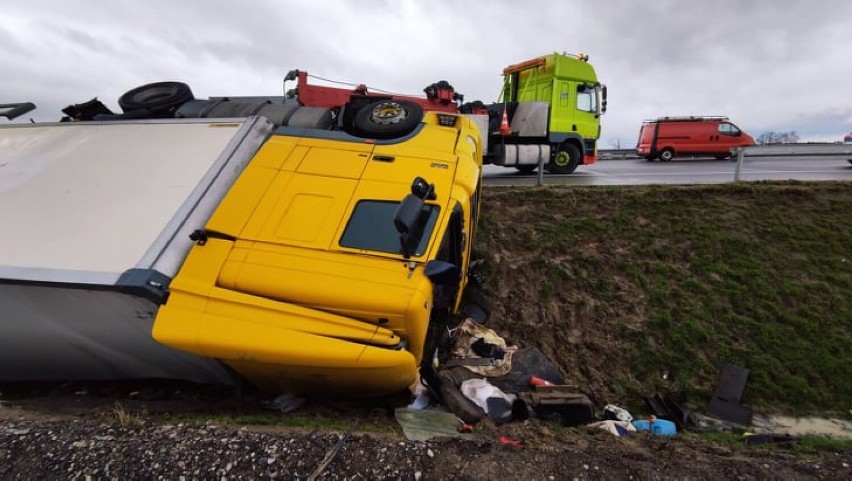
xmin=118 ymin=81 xmax=194 ymax=115
xmin=353 ymin=100 xmax=423 ymax=139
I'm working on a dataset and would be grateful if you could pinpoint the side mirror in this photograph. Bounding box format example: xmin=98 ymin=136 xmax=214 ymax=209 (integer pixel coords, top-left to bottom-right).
xmin=394 ymin=194 xmax=425 ymax=257
xmin=394 ymin=177 xmax=438 ymax=258
xmin=394 ymin=194 xmax=423 ymax=235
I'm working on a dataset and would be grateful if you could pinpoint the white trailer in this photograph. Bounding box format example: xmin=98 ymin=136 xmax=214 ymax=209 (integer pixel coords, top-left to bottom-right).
xmin=0 ymin=117 xmax=273 ymax=384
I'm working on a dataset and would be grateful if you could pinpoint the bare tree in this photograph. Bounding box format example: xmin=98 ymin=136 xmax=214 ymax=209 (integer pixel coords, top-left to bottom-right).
xmin=756 ymin=131 xmax=800 ymax=144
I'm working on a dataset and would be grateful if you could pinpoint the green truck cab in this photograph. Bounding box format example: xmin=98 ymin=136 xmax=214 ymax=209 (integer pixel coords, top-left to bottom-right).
xmin=483 ymin=52 xmax=607 ymax=174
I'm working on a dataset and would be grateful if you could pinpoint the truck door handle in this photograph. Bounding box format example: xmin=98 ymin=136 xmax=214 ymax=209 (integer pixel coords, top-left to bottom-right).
xmin=189 ymin=229 xmax=236 ymax=245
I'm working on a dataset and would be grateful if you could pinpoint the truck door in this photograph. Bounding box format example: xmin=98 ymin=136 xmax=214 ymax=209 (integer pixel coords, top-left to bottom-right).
xmin=549 ymin=80 xmax=575 ymax=135
xmin=574 ymin=83 xmax=599 ymax=142
xmin=714 ymin=122 xmax=745 ymax=157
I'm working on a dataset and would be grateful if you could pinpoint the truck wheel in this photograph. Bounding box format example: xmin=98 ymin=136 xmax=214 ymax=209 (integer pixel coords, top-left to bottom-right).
xmin=118 ymin=82 xmax=194 ymax=114
xmin=658 ymin=148 xmax=675 ymax=162
xmin=515 ymin=165 xmax=536 ymax=174
xmin=353 ymin=100 xmax=423 ymax=139
xmin=547 ymin=143 xmax=581 ymax=174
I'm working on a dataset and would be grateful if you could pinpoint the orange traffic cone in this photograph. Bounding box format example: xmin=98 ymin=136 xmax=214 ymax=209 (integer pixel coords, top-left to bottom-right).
xmin=499 ymin=104 xmax=510 ymax=136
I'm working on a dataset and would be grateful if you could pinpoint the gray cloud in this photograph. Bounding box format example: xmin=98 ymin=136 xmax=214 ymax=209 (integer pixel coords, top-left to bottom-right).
xmin=3 ymin=0 xmax=851 ymax=143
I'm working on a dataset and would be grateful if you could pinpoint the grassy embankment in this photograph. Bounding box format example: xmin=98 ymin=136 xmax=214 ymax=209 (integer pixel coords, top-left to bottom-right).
xmin=476 ymin=181 xmax=852 ymax=416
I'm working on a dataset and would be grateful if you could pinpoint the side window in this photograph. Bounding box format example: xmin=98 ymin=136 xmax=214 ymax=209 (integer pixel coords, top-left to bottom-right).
xmin=576 ymin=85 xmax=596 ymax=113
xmin=435 ymin=203 xmax=465 ymax=267
xmin=470 ymin=183 xmax=480 ymax=232
xmin=718 ymin=123 xmax=739 ymax=136
xmin=340 ymin=200 xmax=439 ymax=257
xmin=468 ymin=183 xmax=481 ymax=253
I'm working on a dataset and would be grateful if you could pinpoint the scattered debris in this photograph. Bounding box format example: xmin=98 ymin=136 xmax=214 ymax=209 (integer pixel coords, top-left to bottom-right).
xmin=743 ymin=432 xmax=798 ymax=446
xmin=529 ymin=376 xmax=554 ymax=387
xmin=708 ymin=363 xmax=753 ymax=425
xmin=394 ymin=408 xmax=471 ymax=441
xmin=456 ymin=423 xmax=474 ymax=433
xmin=645 ymin=392 xmax=691 ymax=428
xmin=633 ymin=416 xmax=677 ymax=437
xmin=459 ymin=378 xmax=515 ymax=416
xmin=602 ymin=404 xmax=633 ymax=423
xmin=407 ymin=382 xmax=430 ymax=410
xmin=588 ymin=420 xmax=636 ymax=437
xmin=691 ymin=412 xmax=734 ymax=433
xmin=518 ymin=385 xmax=595 ymax=426
xmin=447 ymin=318 xmax=519 ymax=377
xmin=263 ymin=393 xmax=306 ymax=414
xmin=498 ymin=436 xmax=523 ymax=448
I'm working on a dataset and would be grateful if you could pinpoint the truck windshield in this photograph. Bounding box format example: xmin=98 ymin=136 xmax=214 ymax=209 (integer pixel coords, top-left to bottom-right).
xmin=340 ymin=200 xmax=439 ymax=257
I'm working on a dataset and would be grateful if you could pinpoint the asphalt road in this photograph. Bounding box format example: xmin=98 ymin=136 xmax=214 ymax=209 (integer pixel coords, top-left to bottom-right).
xmin=483 ymin=156 xmax=852 ymax=186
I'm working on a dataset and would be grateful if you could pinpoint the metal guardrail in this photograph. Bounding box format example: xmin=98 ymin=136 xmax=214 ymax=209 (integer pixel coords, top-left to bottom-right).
xmin=598 ymin=148 xmax=640 ymax=160
xmin=734 ymin=143 xmax=852 ymax=157
xmin=732 ymin=143 xmax=852 ymax=181
xmin=529 ymin=148 xmax=640 ymax=184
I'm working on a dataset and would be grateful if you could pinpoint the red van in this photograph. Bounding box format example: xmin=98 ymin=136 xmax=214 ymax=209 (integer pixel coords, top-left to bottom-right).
xmin=636 ymin=116 xmax=755 ymax=161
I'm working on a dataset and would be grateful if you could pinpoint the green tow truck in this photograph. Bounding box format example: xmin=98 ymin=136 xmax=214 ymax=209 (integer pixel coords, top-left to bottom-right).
xmin=476 ymin=52 xmax=607 ymax=175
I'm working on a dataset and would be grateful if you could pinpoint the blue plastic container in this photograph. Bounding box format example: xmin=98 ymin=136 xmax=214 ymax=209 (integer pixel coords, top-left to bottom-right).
xmin=633 ymin=418 xmax=677 ymax=437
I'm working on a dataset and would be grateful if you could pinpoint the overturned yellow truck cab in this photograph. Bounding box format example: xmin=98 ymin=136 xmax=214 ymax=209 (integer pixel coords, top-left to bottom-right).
xmin=153 ymin=110 xmax=485 ymax=396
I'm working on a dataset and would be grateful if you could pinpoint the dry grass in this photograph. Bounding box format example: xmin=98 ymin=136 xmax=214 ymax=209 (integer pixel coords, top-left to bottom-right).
xmin=112 ymin=401 xmax=146 ymax=429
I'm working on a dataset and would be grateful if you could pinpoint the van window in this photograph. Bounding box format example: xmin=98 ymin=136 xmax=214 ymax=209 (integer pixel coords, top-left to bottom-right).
xmin=718 ymin=123 xmax=740 ymax=136
xmin=340 ymin=200 xmax=439 ymax=256
xmin=576 ymin=85 xmax=596 ymax=113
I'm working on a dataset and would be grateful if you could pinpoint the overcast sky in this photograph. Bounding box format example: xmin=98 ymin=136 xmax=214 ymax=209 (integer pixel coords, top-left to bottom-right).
xmin=3 ymin=0 xmax=851 ymax=146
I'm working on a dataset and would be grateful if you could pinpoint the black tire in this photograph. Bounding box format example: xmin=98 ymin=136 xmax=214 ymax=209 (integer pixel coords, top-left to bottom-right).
xmin=118 ymin=82 xmax=194 ymax=114
xmin=547 ymin=143 xmax=581 ymax=174
xmin=353 ymin=100 xmax=423 ymax=139
xmin=658 ymin=148 xmax=675 ymax=162
xmin=515 ymin=165 xmax=537 ymax=175
xmin=715 ymin=155 xmax=730 ymax=160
